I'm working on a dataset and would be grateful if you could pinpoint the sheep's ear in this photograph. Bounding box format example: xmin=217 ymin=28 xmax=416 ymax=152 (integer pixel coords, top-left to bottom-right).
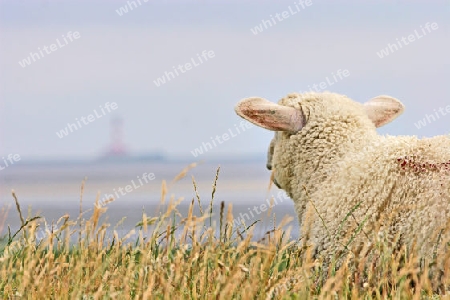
xmin=235 ymin=97 xmax=304 ymax=133
xmin=363 ymin=95 xmax=405 ymax=127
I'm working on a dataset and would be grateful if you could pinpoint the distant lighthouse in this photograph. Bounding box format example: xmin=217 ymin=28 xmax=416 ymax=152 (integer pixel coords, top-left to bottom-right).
xmin=107 ymin=117 xmax=127 ymax=156
xmin=99 ymin=116 xmax=166 ymax=162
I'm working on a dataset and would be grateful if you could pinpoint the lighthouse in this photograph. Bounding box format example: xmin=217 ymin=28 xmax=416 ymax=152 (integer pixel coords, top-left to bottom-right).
xmin=106 ymin=117 xmax=127 ymax=156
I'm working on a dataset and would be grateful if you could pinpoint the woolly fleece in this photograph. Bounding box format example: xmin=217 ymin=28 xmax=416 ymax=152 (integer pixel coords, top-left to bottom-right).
xmin=242 ymin=92 xmax=450 ymax=265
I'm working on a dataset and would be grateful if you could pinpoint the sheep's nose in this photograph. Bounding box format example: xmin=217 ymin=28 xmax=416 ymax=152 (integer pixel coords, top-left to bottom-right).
xmin=266 ymin=163 xmax=272 ymax=170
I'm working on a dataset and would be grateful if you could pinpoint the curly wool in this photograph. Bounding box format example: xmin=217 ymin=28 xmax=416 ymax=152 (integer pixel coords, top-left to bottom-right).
xmin=267 ymin=92 xmax=450 ymax=263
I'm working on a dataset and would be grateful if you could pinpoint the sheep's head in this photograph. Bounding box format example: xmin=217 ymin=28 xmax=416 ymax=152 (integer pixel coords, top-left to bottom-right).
xmin=234 ymin=92 xmax=404 ymax=190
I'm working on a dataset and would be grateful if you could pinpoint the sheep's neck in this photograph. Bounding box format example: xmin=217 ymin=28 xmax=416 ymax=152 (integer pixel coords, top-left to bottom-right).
xmin=294 ymin=129 xmax=377 ymax=195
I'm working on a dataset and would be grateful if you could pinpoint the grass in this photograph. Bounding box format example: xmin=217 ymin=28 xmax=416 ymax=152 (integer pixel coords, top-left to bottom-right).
xmin=0 ymin=165 xmax=449 ymax=299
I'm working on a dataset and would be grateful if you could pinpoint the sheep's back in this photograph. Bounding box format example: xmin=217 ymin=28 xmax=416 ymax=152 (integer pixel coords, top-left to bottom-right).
xmin=308 ymin=135 xmax=450 ymax=261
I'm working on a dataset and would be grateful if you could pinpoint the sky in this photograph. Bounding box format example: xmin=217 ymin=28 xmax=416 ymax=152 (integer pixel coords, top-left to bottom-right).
xmin=0 ymin=0 xmax=449 ymax=161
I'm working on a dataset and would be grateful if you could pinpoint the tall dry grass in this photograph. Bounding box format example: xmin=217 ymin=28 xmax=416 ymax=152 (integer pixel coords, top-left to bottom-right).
xmin=0 ymin=165 xmax=449 ymax=299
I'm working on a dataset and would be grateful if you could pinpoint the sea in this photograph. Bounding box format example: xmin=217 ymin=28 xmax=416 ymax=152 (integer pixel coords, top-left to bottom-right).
xmin=0 ymin=158 xmax=300 ymax=242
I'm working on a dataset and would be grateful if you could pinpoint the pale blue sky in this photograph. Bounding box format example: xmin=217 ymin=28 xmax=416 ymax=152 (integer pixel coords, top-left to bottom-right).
xmin=0 ymin=0 xmax=449 ymax=160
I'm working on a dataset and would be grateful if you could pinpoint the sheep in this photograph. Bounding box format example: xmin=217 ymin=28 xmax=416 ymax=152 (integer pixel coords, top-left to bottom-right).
xmin=234 ymin=91 xmax=450 ymax=276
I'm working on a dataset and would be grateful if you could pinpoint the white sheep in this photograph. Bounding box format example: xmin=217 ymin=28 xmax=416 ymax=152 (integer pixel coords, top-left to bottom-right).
xmin=235 ymin=91 xmax=450 ymax=271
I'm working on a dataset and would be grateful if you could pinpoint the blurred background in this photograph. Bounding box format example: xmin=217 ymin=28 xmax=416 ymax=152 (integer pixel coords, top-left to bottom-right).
xmin=0 ymin=0 xmax=449 ymax=238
